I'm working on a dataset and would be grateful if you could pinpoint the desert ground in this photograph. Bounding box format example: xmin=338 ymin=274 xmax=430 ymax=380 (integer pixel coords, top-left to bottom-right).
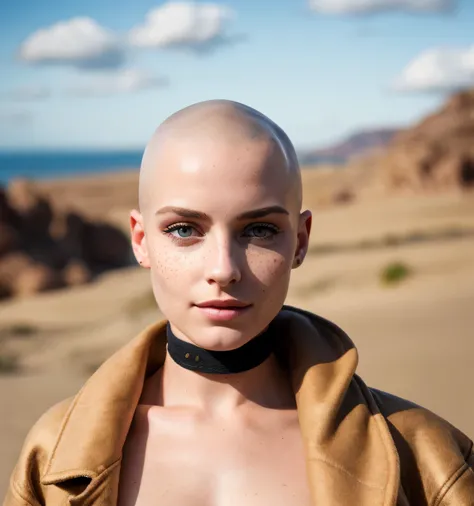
xmin=1 ymin=168 xmax=474 ymax=497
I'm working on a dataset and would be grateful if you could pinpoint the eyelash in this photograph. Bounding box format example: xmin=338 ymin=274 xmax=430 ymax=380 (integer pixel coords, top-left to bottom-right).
xmin=162 ymin=222 xmax=281 ymax=241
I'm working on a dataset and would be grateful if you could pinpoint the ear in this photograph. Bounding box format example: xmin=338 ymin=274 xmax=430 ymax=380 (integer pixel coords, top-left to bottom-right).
xmin=130 ymin=209 xmax=151 ymax=269
xmin=292 ymin=210 xmax=312 ymax=269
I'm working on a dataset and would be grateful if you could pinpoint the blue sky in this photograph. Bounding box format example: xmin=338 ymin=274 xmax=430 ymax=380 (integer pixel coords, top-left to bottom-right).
xmin=1 ymin=0 xmax=473 ymax=151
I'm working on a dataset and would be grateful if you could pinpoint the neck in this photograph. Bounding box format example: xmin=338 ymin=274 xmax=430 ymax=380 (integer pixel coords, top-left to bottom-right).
xmin=162 ymin=353 xmax=294 ymax=413
xmin=142 ymin=344 xmax=295 ymax=416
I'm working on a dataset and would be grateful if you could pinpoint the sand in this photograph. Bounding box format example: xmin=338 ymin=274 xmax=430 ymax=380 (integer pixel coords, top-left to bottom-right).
xmin=1 ymin=170 xmax=473 ymax=497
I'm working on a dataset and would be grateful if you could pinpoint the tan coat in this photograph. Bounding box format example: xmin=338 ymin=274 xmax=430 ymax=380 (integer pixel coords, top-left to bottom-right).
xmin=3 ymin=306 xmax=474 ymax=505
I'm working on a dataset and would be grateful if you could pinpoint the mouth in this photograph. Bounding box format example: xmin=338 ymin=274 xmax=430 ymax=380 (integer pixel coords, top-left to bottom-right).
xmin=194 ymin=300 xmax=252 ymax=321
xmin=195 ymin=299 xmax=251 ymax=309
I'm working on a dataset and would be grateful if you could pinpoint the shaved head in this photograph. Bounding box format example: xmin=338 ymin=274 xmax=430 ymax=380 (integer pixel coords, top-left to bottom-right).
xmin=138 ymin=100 xmax=302 ymax=217
xmin=131 ymin=99 xmax=311 ymax=350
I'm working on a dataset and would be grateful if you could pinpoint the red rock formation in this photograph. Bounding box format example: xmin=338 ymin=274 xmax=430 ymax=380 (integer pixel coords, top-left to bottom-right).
xmin=62 ymin=259 xmax=92 ymax=287
xmin=0 ymin=224 xmax=19 ymax=256
xmin=0 ymin=179 xmax=132 ymax=299
xmin=7 ymin=179 xmax=53 ymax=240
xmin=380 ymin=88 xmax=474 ymax=193
xmin=300 ymin=128 xmax=400 ymax=165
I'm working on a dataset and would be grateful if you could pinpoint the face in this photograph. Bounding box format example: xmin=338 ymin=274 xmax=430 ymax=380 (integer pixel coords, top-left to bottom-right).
xmin=131 ymin=132 xmax=311 ymax=351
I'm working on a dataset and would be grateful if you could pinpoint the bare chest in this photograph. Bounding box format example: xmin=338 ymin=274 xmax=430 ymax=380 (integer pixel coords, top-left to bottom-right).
xmin=118 ymin=407 xmax=313 ymax=506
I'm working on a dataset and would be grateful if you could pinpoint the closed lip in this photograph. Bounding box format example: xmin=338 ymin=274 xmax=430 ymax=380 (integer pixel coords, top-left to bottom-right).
xmin=195 ymin=299 xmax=251 ymax=309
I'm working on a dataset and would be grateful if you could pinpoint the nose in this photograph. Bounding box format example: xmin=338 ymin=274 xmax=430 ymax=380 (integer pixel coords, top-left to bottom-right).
xmin=205 ymin=234 xmax=241 ymax=287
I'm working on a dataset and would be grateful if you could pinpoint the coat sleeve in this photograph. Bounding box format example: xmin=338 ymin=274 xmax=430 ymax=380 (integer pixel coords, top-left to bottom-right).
xmin=2 ymin=482 xmax=41 ymax=506
xmin=2 ymin=399 xmax=73 ymax=506
xmin=371 ymin=388 xmax=474 ymax=505
xmin=435 ymin=449 xmax=474 ymax=506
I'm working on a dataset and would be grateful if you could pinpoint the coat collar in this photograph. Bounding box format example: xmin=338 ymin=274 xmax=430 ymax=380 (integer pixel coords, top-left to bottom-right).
xmin=41 ymin=305 xmax=400 ymax=505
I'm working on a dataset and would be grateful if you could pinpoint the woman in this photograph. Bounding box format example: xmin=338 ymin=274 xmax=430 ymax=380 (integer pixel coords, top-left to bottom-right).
xmin=4 ymin=100 xmax=474 ymax=506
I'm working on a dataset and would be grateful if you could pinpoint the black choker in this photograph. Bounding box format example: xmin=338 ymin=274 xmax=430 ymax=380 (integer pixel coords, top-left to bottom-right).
xmin=166 ymin=322 xmax=276 ymax=374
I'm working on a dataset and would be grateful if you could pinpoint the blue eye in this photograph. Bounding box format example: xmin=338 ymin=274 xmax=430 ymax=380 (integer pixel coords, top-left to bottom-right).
xmin=174 ymin=226 xmax=193 ymax=238
xmin=164 ymin=224 xmax=197 ymax=238
xmin=163 ymin=222 xmax=280 ymax=242
xmin=245 ymin=224 xmax=279 ymax=239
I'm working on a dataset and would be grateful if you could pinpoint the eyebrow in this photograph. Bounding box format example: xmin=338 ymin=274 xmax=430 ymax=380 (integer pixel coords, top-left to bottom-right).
xmin=155 ymin=205 xmax=289 ymax=220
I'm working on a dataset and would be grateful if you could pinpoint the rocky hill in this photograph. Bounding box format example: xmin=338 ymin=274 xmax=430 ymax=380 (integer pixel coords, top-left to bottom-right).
xmin=0 ymin=179 xmax=133 ymax=299
xmin=299 ymin=128 xmax=400 ymax=166
xmin=378 ymin=89 xmax=474 ymax=193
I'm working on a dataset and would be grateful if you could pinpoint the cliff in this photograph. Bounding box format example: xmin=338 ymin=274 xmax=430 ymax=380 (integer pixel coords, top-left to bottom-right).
xmin=379 ymin=89 xmax=474 ymax=192
xmin=0 ymin=179 xmax=133 ymax=299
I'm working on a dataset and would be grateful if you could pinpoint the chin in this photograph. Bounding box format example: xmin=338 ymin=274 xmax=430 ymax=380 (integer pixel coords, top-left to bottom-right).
xmin=192 ymin=325 xmax=254 ymax=352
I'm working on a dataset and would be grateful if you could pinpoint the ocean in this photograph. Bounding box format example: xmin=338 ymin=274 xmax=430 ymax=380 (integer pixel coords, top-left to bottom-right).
xmin=0 ymin=149 xmax=339 ymax=185
xmin=0 ymin=150 xmax=144 ymax=184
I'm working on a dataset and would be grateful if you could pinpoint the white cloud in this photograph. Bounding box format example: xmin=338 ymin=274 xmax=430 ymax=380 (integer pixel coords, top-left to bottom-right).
xmin=19 ymin=17 xmax=125 ymax=70
xmin=68 ymin=69 xmax=168 ymax=97
xmin=129 ymin=2 xmax=234 ymax=50
xmin=0 ymin=111 xmax=33 ymax=125
xmin=393 ymin=46 xmax=474 ymax=92
xmin=8 ymin=86 xmax=50 ymax=101
xmin=308 ymin=0 xmax=454 ymax=14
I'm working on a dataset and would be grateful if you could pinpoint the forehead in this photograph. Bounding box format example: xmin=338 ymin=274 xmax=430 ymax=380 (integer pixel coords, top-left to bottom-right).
xmin=147 ymin=134 xmax=295 ymax=215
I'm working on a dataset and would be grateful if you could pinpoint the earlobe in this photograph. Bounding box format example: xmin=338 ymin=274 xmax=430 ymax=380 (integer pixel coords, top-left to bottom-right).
xmin=130 ymin=209 xmax=150 ymax=268
xmin=292 ymin=210 xmax=312 ymax=269
xmin=302 ymin=209 xmax=312 ymax=237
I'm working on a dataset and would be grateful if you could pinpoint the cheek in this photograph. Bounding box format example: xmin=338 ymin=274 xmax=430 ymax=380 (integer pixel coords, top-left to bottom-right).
xmin=246 ymin=247 xmax=292 ymax=286
xmin=148 ymin=239 xmax=194 ymax=291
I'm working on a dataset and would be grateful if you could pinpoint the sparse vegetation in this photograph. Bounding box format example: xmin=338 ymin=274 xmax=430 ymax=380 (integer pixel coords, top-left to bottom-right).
xmin=296 ymin=277 xmax=335 ymax=297
xmin=308 ymin=226 xmax=474 ymax=257
xmin=380 ymin=261 xmax=412 ymax=286
xmin=7 ymin=324 xmax=38 ymax=337
xmin=0 ymin=323 xmax=38 ymax=343
xmin=0 ymin=353 xmax=21 ymax=374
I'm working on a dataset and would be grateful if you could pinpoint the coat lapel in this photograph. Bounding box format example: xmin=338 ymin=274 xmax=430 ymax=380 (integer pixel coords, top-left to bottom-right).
xmin=273 ymin=307 xmax=400 ymax=505
xmin=41 ymin=306 xmax=400 ymax=505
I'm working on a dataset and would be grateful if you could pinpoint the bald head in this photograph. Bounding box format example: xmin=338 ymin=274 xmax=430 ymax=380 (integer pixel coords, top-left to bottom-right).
xmin=138 ymin=100 xmax=302 ymax=216
xmin=131 ymin=100 xmax=312 ymax=343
